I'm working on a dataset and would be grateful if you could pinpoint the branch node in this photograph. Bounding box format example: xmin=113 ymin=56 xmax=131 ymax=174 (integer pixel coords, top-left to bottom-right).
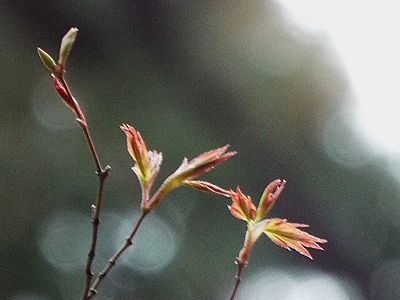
xmin=99 ymin=271 xmax=106 ymax=279
xmin=85 ymin=269 xmax=94 ymax=276
xmin=91 ymin=205 xmax=96 ymax=217
xmin=108 ymin=259 xmax=116 ymax=266
xmin=96 ymin=165 xmax=111 ymax=178
xmin=125 ymin=237 xmax=133 ymax=246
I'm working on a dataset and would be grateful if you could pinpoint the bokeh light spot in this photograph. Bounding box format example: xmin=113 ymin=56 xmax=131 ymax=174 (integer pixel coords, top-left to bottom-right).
xmin=116 ymin=211 xmax=179 ymax=274
xmin=31 ymin=77 xmax=75 ymax=131
xmin=237 ymin=268 xmax=295 ymax=300
xmin=37 ymin=210 xmax=89 ymax=273
xmin=287 ymin=272 xmax=364 ymax=300
xmin=238 ymin=267 xmax=363 ymax=300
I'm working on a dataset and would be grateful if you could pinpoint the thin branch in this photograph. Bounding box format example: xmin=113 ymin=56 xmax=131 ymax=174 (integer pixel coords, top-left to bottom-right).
xmin=228 ymin=259 xmax=246 ymax=300
xmin=78 ymin=122 xmax=111 ymax=300
xmin=39 ymin=31 xmax=111 ymax=300
xmin=86 ymin=210 xmax=148 ymax=299
xmin=80 ymin=148 xmax=110 ymax=300
xmin=56 ymin=75 xmax=110 ymax=300
xmin=78 ymin=121 xmax=103 ymax=174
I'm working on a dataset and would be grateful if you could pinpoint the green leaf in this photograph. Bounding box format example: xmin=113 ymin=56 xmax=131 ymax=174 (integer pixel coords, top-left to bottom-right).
xmin=37 ymin=47 xmax=57 ymax=73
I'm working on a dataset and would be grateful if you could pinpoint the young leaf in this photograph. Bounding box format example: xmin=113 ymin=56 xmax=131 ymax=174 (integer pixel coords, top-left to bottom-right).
xmin=264 ymin=218 xmax=327 ymax=259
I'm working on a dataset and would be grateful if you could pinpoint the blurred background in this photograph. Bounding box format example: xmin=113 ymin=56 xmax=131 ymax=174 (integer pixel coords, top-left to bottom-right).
xmin=2 ymin=1 xmax=400 ymax=299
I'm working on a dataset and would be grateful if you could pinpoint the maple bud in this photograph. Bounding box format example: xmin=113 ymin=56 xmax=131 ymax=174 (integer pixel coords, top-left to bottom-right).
xmin=228 ymin=187 xmax=257 ymax=223
xmin=142 ymin=146 xmax=236 ymax=211
xmin=120 ymin=124 xmax=162 ymax=204
xmin=256 ymin=179 xmax=286 ymax=221
xmin=167 ymin=145 xmax=236 ymax=190
xmin=184 ymin=180 xmax=232 ymax=197
xmin=37 ymin=47 xmax=57 ymax=73
xmin=225 ymin=182 xmax=327 ymax=260
xmin=52 ymin=76 xmax=86 ymax=124
xmin=59 ymin=27 xmax=78 ymax=67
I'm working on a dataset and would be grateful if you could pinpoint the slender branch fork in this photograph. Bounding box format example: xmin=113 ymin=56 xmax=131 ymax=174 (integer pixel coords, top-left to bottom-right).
xmin=228 ymin=259 xmax=246 ymax=300
xmin=56 ymin=75 xmax=111 ymax=300
xmin=86 ymin=210 xmax=148 ymax=299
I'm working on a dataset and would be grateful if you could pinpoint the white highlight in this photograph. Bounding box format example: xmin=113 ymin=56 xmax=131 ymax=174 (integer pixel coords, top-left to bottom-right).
xmin=37 ymin=210 xmax=89 ymax=273
xmin=278 ymin=0 xmax=400 ymax=154
xmin=237 ymin=269 xmax=295 ymax=300
xmin=287 ymin=273 xmax=362 ymax=300
xmin=238 ymin=268 xmax=363 ymax=300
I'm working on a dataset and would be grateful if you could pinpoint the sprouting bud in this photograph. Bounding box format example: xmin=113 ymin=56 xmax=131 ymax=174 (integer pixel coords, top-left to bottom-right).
xmin=58 ymin=27 xmax=78 ymax=67
xmin=142 ymin=146 xmax=236 ymax=212
xmin=256 ymin=179 xmax=286 ymax=221
xmin=52 ymin=76 xmax=86 ymax=124
xmin=120 ymin=124 xmax=150 ymax=180
xmin=228 ymin=186 xmax=257 ymax=223
xmin=53 ymin=77 xmax=73 ymax=108
xmin=37 ymin=47 xmax=57 ymax=73
xmin=184 ymin=180 xmax=233 ymax=197
xmin=167 ymin=145 xmax=236 ymax=190
xmin=120 ymin=124 xmax=163 ymax=204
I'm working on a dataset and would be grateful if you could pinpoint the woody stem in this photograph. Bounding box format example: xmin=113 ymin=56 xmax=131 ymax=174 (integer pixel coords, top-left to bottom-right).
xmin=57 ymin=75 xmax=111 ymax=300
xmin=227 ymin=259 xmax=246 ymax=300
xmin=86 ymin=210 xmax=148 ymax=299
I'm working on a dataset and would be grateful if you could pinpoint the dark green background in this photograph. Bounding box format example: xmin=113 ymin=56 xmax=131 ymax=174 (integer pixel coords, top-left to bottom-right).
xmin=1 ymin=1 xmax=398 ymax=299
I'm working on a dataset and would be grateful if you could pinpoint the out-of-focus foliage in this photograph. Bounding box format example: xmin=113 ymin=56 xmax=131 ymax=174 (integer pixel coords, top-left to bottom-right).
xmin=2 ymin=1 xmax=399 ymax=299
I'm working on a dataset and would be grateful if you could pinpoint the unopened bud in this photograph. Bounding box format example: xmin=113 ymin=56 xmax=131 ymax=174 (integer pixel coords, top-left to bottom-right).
xmin=37 ymin=47 xmax=57 ymax=73
xmin=58 ymin=27 xmax=78 ymax=67
xmin=184 ymin=180 xmax=232 ymax=197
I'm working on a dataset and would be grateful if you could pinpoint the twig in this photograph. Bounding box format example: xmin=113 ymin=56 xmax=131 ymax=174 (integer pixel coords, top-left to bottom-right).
xmin=55 ymin=75 xmax=111 ymax=300
xmin=86 ymin=210 xmax=148 ymax=299
xmin=79 ymin=121 xmax=111 ymax=300
xmin=78 ymin=120 xmax=103 ymax=174
xmin=228 ymin=259 xmax=246 ymax=300
xmin=80 ymin=142 xmax=110 ymax=300
xmin=38 ymin=31 xmax=111 ymax=300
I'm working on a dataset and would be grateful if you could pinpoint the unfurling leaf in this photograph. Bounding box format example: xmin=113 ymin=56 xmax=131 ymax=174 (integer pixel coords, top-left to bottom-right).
xmin=142 ymin=145 xmax=235 ymax=211
xmin=184 ymin=180 xmax=232 ymax=197
xmin=121 ymin=124 xmax=150 ymax=178
xmin=228 ymin=187 xmax=256 ymax=223
xmin=256 ymin=179 xmax=286 ymax=221
xmin=264 ymin=218 xmax=327 ymax=259
xmin=120 ymin=124 xmax=162 ymax=203
xmin=167 ymin=145 xmax=236 ymax=189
